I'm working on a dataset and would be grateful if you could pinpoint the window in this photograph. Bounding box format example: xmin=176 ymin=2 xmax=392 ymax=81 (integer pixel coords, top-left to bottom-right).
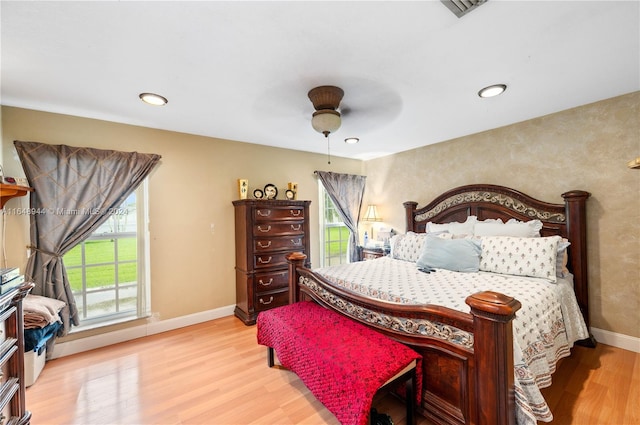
xmin=319 ymin=184 xmax=350 ymax=267
xmin=64 ymin=181 xmax=150 ymax=327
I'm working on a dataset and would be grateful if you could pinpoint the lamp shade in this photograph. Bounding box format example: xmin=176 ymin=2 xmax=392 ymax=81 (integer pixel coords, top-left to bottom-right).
xmin=363 ymin=205 xmax=382 ymax=222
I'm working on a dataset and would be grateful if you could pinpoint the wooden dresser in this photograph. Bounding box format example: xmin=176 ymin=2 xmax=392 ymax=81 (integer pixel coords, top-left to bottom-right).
xmin=233 ymin=199 xmax=311 ymax=325
xmin=0 ymin=284 xmax=32 ymax=425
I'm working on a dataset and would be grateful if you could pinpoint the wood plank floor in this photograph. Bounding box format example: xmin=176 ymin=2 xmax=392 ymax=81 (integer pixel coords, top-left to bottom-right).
xmin=26 ymin=315 xmax=638 ymax=425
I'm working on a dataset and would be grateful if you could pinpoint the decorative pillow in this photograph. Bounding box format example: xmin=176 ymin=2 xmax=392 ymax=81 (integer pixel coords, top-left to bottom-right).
xmin=480 ymin=236 xmax=561 ymax=282
xmin=427 ymin=215 xmax=477 ymax=236
xmin=417 ymin=235 xmax=481 ymax=272
xmin=474 ymin=218 xmax=542 ymax=238
xmin=556 ymin=238 xmax=571 ymax=278
xmin=390 ymin=232 xmax=428 ymax=262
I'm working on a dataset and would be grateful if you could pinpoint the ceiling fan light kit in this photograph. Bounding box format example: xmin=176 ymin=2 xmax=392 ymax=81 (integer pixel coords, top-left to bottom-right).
xmin=308 ymin=85 xmax=344 ymax=137
xmin=311 ymin=110 xmax=341 ymax=136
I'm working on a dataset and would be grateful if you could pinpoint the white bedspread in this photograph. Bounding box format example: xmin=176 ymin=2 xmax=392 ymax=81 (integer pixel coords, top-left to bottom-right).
xmin=314 ymin=256 xmax=589 ymax=425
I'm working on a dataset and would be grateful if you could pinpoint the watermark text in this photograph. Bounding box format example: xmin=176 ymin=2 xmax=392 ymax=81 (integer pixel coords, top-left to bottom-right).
xmin=1 ymin=207 xmax=129 ymax=216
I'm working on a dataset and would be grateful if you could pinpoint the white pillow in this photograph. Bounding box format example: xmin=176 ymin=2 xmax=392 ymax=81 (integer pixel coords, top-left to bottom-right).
xmin=556 ymin=238 xmax=571 ymax=278
xmin=474 ymin=218 xmax=542 ymax=238
xmin=427 ymin=216 xmax=477 ymax=236
xmin=480 ymin=236 xmax=561 ymax=282
xmin=390 ymin=232 xmax=428 ymax=262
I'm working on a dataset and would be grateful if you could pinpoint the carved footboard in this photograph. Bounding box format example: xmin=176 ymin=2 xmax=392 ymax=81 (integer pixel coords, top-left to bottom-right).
xmin=287 ymin=252 xmax=521 ymax=425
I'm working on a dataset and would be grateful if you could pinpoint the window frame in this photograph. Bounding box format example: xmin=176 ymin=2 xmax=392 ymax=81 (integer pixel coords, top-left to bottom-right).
xmin=318 ymin=183 xmax=350 ymax=267
xmin=64 ymin=180 xmax=151 ymax=329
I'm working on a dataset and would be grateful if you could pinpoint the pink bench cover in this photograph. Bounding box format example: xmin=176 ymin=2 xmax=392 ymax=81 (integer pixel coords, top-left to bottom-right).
xmin=257 ymin=301 xmax=423 ymax=425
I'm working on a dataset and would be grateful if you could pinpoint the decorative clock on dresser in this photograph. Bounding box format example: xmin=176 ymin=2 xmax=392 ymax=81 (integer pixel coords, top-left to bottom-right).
xmin=232 ymin=199 xmax=311 ymax=325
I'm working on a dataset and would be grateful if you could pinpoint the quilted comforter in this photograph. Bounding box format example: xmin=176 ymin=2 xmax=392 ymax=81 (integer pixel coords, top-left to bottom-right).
xmin=314 ymin=256 xmax=589 ymax=425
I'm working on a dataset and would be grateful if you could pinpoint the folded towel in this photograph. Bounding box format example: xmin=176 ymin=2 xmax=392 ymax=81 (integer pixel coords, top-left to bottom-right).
xmin=23 ymin=294 xmax=66 ymax=330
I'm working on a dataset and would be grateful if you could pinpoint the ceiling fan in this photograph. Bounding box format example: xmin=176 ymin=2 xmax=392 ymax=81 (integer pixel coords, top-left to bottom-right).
xmin=307 ymin=85 xmax=344 ymax=138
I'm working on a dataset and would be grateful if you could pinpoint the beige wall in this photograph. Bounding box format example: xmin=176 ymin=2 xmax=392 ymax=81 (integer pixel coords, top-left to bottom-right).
xmin=0 ymin=106 xmax=362 ymax=337
xmin=363 ymin=91 xmax=640 ymax=338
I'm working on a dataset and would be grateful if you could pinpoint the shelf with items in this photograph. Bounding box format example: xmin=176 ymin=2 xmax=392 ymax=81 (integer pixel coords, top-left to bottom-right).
xmin=0 ymin=184 xmax=33 ymax=209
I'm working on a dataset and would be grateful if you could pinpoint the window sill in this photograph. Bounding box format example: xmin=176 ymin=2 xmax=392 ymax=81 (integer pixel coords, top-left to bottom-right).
xmin=69 ymin=313 xmax=152 ymax=335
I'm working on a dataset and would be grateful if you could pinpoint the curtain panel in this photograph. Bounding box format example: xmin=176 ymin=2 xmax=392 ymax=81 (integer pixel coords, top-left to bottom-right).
xmin=14 ymin=141 xmax=161 ymax=335
xmin=315 ymin=171 xmax=366 ymax=263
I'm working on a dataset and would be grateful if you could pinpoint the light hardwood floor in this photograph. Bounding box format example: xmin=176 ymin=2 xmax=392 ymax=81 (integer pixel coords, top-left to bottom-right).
xmin=26 ymin=315 xmax=639 ymax=425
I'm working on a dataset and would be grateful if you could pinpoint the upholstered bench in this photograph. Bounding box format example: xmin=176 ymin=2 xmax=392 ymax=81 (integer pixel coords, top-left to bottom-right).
xmin=256 ymin=301 xmax=422 ymax=425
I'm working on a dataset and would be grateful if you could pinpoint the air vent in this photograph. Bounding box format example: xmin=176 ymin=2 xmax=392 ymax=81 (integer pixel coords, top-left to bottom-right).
xmin=441 ymin=0 xmax=487 ymax=18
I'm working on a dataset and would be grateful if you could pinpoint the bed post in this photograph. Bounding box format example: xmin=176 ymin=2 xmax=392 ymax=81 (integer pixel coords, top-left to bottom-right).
xmin=562 ymin=190 xmax=595 ymax=346
xmin=466 ymin=291 xmax=521 ymax=425
xmin=287 ymin=252 xmax=307 ymax=304
xmin=403 ymin=201 xmax=418 ymax=232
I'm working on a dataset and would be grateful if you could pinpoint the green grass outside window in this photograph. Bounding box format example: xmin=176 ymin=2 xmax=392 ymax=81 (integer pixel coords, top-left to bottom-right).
xmin=64 ymin=238 xmax=137 ymax=291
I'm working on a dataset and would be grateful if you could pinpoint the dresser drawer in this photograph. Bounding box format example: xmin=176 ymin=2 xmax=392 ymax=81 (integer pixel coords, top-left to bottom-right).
xmin=253 ymin=251 xmax=301 ymax=269
xmin=255 ymin=270 xmax=289 ymax=293
xmin=254 ymin=290 xmax=289 ymax=312
xmin=0 ymin=396 xmax=12 ymax=425
xmin=255 ymin=206 xmax=305 ymax=222
xmin=254 ymin=236 xmax=304 ymax=253
xmin=254 ymin=221 xmax=304 ymax=236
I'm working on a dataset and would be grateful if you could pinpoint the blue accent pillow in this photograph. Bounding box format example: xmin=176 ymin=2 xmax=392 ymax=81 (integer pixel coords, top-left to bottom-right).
xmin=416 ymin=235 xmax=481 ymax=272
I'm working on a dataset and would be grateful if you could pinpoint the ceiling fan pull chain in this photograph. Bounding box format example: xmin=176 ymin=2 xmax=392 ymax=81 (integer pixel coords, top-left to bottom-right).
xmin=327 ymin=134 xmax=331 ymax=164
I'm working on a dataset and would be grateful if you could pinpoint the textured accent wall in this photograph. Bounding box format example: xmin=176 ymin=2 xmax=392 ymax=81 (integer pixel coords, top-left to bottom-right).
xmin=363 ymin=92 xmax=640 ymax=338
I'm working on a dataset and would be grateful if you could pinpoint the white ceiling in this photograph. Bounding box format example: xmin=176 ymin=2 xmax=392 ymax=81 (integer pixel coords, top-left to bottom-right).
xmin=1 ymin=1 xmax=638 ymax=160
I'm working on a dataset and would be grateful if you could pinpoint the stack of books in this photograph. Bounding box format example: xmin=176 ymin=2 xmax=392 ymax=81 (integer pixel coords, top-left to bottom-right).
xmin=0 ymin=267 xmax=25 ymax=295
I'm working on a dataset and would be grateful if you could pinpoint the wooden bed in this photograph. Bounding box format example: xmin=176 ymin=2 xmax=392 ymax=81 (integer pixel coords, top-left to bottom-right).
xmin=286 ymin=184 xmax=593 ymax=425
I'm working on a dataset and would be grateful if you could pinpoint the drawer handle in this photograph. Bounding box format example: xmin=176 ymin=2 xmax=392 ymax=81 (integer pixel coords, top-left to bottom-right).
xmin=258 ymin=278 xmax=273 ymax=286
xmin=258 ymin=256 xmax=272 ymax=264
xmin=258 ymin=241 xmax=272 ymax=248
xmin=259 ymin=296 xmax=274 ymax=305
xmin=291 ymin=239 xmax=302 ymax=245
xmin=257 ymin=210 xmax=271 ymax=217
xmin=290 ymin=210 xmax=301 ymax=216
xmin=290 ymin=224 xmax=301 ymax=231
xmin=258 ymin=225 xmax=271 ymax=232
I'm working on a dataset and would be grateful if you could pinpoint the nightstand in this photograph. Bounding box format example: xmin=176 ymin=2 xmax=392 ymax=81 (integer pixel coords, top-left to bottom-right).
xmin=358 ymin=246 xmax=388 ymax=261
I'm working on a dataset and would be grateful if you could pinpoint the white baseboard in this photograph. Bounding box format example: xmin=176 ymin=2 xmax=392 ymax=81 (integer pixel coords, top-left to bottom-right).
xmin=49 ymin=304 xmax=236 ymax=359
xmin=591 ymin=327 xmax=640 ymax=353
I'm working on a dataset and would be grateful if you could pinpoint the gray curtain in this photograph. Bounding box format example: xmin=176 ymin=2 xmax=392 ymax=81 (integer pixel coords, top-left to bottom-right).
xmin=14 ymin=141 xmax=161 ymax=335
xmin=315 ymin=171 xmax=366 ymax=263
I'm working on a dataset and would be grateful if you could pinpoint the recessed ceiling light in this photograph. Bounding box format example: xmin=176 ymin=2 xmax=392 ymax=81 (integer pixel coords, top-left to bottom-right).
xmin=344 ymin=137 xmax=359 ymax=144
xmin=139 ymin=92 xmax=168 ymax=106
xmin=478 ymin=84 xmax=507 ymax=98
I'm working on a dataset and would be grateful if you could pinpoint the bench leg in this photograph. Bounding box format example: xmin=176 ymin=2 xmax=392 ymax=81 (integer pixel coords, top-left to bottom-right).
xmin=406 ymin=370 xmax=416 ymax=425
xmin=267 ymin=347 xmax=274 ymax=368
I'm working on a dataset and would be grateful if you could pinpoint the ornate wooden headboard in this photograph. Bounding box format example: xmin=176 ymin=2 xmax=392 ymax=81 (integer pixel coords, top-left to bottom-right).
xmin=403 ymin=184 xmax=591 ymax=328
